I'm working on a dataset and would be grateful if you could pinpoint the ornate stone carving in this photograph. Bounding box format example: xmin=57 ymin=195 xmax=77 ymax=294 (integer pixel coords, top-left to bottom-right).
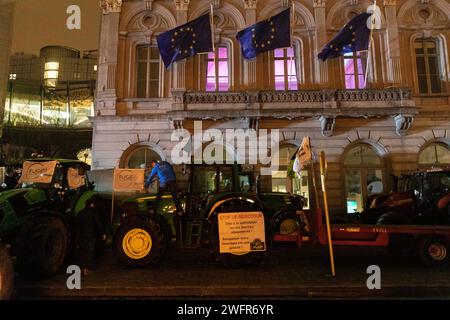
xmin=212 ymin=0 xmax=221 ymax=9
xmin=243 ymin=0 xmax=257 ymax=10
xmin=383 ymin=0 xmax=396 ymax=6
xmin=174 ymin=0 xmax=189 ymax=11
xmin=394 ymin=114 xmax=414 ymax=136
xmin=350 ymin=0 xmax=359 ymax=6
xmin=281 ymin=0 xmax=290 ymax=8
xmin=173 ymin=120 xmax=184 ymax=130
xmin=319 ymin=116 xmax=336 ymax=137
xmin=247 ymin=117 xmax=259 ymax=130
xmin=100 ymin=0 xmax=122 ymax=14
xmin=313 ymin=0 xmax=326 ymax=8
xmin=144 ymin=0 xmax=153 ymax=11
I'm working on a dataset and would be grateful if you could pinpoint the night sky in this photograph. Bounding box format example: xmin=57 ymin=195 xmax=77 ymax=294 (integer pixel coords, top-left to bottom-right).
xmin=12 ymin=0 xmax=100 ymax=55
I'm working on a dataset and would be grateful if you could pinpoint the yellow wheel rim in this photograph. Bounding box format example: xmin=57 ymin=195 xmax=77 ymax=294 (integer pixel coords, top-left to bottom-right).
xmin=122 ymin=228 xmax=152 ymax=260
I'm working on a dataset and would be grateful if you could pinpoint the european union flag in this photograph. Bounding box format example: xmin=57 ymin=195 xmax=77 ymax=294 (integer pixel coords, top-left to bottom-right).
xmin=236 ymin=8 xmax=291 ymax=60
xmin=318 ymin=12 xmax=372 ymax=61
xmin=157 ymin=13 xmax=213 ymax=69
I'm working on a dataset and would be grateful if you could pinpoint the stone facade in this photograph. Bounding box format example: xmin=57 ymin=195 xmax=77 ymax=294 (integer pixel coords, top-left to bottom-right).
xmin=93 ymin=0 xmax=450 ymax=215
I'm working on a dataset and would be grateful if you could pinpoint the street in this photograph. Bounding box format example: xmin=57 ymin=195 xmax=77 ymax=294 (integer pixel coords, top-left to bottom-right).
xmin=13 ymin=244 xmax=450 ymax=299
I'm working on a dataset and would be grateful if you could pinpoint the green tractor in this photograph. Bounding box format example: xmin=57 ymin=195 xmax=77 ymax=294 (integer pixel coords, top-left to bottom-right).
xmin=114 ymin=164 xmax=307 ymax=266
xmin=0 ymin=242 xmax=14 ymax=300
xmin=0 ymin=159 xmax=107 ymax=278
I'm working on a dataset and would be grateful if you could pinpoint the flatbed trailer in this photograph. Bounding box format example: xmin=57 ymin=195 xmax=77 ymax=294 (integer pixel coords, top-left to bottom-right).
xmin=273 ymin=208 xmax=450 ymax=267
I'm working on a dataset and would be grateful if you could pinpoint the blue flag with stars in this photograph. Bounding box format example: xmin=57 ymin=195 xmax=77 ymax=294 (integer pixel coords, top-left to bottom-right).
xmin=318 ymin=12 xmax=372 ymax=61
xmin=157 ymin=13 xmax=213 ymax=69
xmin=236 ymin=8 xmax=291 ymax=60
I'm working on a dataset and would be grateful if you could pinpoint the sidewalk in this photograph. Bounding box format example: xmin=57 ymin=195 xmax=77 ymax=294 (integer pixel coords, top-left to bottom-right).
xmin=13 ymin=245 xmax=450 ymax=299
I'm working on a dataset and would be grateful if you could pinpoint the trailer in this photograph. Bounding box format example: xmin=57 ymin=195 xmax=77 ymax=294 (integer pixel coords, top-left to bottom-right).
xmin=274 ymin=200 xmax=450 ymax=268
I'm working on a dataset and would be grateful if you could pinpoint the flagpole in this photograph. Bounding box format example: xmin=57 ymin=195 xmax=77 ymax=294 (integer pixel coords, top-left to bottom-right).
xmin=290 ymin=1 xmax=294 ymax=48
xmin=210 ymin=4 xmax=215 ymax=52
xmin=364 ymin=0 xmax=377 ymax=88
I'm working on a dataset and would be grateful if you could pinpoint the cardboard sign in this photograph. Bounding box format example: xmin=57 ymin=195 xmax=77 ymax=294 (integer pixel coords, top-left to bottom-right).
xmin=113 ymin=169 xmax=145 ymax=191
xmin=67 ymin=167 xmax=85 ymax=189
xmin=297 ymin=136 xmax=312 ymax=168
xmin=218 ymin=211 xmax=266 ymax=254
xmin=18 ymin=161 xmax=57 ymax=184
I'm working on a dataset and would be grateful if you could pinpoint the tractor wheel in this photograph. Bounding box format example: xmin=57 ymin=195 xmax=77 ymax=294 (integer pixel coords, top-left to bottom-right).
xmin=418 ymin=236 xmax=449 ymax=267
xmin=0 ymin=245 xmax=14 ymax=300
xmin=17 ymin=215 xmax=69 ymax=278
xmin=114 ymin=218 xmax=166 ymax=267
xmin=208 ymin=198 xmax=268 ymax=266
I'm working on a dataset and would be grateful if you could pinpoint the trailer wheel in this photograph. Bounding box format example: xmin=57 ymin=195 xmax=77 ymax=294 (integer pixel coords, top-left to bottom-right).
xmin=114 ymin=218 xmax=166 ymax=267
xmin=208 ymin=198 xmax=268 ymax=266
xmin=418 ymin=236 xmax=449 ymax=267
xmin=0 ymin=245 xmax=14 ymax=300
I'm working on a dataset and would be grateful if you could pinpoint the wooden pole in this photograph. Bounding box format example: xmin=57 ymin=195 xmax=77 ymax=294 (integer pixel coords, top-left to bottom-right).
xmin=319 ymin=151 xmax=336 ymax=276
xmin=111 ymin=169 xmax=116 ymax=225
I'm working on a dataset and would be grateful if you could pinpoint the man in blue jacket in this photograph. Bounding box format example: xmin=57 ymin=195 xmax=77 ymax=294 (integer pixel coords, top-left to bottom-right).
xmin=145 ymin=160 xmax=184 ymax=216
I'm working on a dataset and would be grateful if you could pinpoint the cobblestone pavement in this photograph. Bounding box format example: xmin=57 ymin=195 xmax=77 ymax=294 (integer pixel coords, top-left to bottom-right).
xmin=13 ymin=244 xmax=450 ymax=299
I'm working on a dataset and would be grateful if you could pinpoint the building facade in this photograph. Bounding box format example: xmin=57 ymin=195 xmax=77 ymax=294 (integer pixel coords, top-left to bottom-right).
xmin=94 ymin=0 xmax=450 ymax=215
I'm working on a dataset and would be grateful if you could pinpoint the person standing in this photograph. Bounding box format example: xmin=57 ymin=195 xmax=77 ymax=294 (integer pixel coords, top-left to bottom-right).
xmin=77 ymin=199 xmax=106 ymax=275
xmin=144 ymin=160 xmax=184 ymax=216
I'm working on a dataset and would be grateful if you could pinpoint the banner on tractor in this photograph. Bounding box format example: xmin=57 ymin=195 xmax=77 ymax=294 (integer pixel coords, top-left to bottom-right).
xmin=67 ymin=167 xmax=85 ymax=189
xmin=113 ymin=169 xmax=145 ymax=191
xmin=218 ymin=211 xmax=266 ymax=254
xmin=19 ymin=161 xmax=58 ymax=184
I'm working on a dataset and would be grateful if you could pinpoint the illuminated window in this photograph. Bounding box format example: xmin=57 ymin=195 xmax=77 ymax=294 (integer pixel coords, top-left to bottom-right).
xmin=344 ymin=144 xmax=384 ymax=214
xmin=415 ymin=39 xmax=442 ymax=94
xmin=44 ymin=61 xmax=59 ymax=87
xmin=93 ymin=65 xmax=98 ymax=71
xmin=274 ymin=47 xmax=298 ymax=91
xmin=419 ymin=142 xmax=450 ymax=168
xmin=9 ymin=74 xmax=16 ymax=80
xmin=343 ymin=52 xmax=366 ymax=89
xmin=206 ymin=46 xmax=230 ymax=92
xmin=136 ymin=45 xmax=161 ymax=98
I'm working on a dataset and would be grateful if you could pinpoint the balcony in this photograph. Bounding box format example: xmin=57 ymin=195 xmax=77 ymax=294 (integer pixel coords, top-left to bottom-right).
xmin=168 ymin=88 xmax=418 ymax=137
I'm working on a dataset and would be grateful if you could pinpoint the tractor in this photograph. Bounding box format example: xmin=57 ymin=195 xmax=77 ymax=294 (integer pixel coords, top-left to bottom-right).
xmin=359 ymin=169 xmax=450 ymax=257
xmin=0 ymin=159 xmax=107 ymax=278
xmin=114 ymin=164 xmax=308 ymax=266
xmin=0 ymin=241 xmax=14 ymax=300
xmin=360 ymin=169 xmax=450 ymax=226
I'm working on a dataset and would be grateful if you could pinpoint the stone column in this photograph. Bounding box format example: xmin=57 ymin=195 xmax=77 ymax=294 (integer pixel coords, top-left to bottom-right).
xmin=0 ymin=1 xmax=15 ymax=138
xmin=243 ymin=0 xmax=257 ymax=89
xmin=313 ymin=0 xmax=328 ymax=85
xmin=384 ymin=0 xmax=402 ymax=84
xmin=96 ymin=0 xmax=122 ymax=116
xmin=172 ymin=0 xmax=190 ymax=91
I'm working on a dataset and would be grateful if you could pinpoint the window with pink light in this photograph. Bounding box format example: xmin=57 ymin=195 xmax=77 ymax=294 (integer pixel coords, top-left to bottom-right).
xmin=274 ymin=47 xmax=298 ymax=91
xmin=206 ymin=46 xmax=230 ymax=92
xmin=344 ymin=52 xmax=367 ymax=89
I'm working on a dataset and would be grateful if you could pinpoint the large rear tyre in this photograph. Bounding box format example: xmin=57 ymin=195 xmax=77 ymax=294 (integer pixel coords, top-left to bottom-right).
xmin=418 ymin=236 xmax=449 ymax=267
xmin=17 ymin=215 xmax=69 ymax=279
xmin=114 ymin=218 xmax=166 ymax=267
xmin=208 ymin=198 xmax=268 ymax=266
xmin=0 ymin=245 xmax=14 ymax=300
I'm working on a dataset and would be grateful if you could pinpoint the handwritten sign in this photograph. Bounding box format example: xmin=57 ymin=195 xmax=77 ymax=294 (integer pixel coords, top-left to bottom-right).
xmin=113 ymin=169 xmax=145 ymax=191
xmin=218 ymin=211 xmax=266 ymax=254
xmin=19 ymin=161 xmax=58 ymax=184
xmin=67 ymin=167 xmax=85 ymax=189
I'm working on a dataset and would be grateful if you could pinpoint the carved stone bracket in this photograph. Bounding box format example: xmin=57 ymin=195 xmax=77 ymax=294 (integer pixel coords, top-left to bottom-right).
xmin=144 ymin=0 xmax=154 ymax=11
xmin=173 ymin=120 xmax=184 ymax=130
xmin=247 ymin=117 xmax=259 ymax=130
xmin=319 ymin=116 xmax=336 ymax=137
xmin=313 ymin=0 xmax=326 ymax=8
xmin=100 ymin=0 xmax=122 ymax=14
xmin=394 ymin=114 xmax=414 ymax=136
xmin=383 ymin=0 xmax=396 ymax=6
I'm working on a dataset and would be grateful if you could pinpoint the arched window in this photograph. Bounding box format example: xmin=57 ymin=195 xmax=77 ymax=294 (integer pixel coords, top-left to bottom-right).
xmin=124 ymin=146 xmax=162 ymax=169
xmin=419 ymin=142 xmax=450 ymax=168
xmin=344 ymin=143 xmax=385 ymax=213
xmin=272 ymin=144 xmax=310 ymax=209
xmin=414 ymin=38 xmax=443 ymax=95
xmin=136 ymin=45 xmax=162 ymax=98
xmin=205 ymin=45 xmax=231 ymax=92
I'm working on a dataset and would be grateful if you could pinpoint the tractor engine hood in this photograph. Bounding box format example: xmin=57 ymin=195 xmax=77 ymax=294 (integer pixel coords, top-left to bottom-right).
xmin=0 ymin=188 xmax=48 ymax=236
